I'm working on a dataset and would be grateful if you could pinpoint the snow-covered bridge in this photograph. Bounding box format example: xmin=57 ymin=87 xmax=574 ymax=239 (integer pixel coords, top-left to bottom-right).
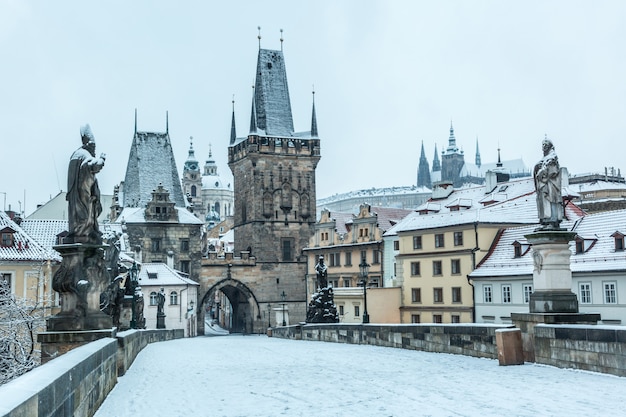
xmin=94 ymin=335 xmax=626 ymax=416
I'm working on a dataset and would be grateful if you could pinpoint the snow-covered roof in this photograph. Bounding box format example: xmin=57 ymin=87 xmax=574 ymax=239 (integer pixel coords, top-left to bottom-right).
xmin=117 ymin=207 xmax=203 ymax=225
xmin=201 ymin=174 xmax=230 ymax=191
xmin=19 ymin=219 xmax=66 ymax=261
xmin=0 ymin=212 xmax=55 ymax=262
xmin=123 ymin=131 xmax=186 ymax=208
xmin=137 ymin=262 xmax=198 ymax=287
xmin=470 ymin=209 xmax=626 ymax=278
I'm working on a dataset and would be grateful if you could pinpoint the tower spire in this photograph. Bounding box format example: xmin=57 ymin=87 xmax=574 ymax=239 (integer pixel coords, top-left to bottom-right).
xmin=310 ymin=88 xmax=318 ymax=137
xmin=432 ymin=144 xmax=441 ymax=172
xmin=166 ymin=111 xmax=169 ymax=134
xmin=249 ymin=85 xmax=257 ymax=134
xmin=417 ymin=140 xmax=432 ymax=188
xmin=475 ymin=136 xmax=481 ymax=168
xmin=230 ymin=96 xmax=237 ymax=145
xmin=257 ymin=26 xmax=262 ymax=50
xmin=134 ymin=108 xmax=137 ymax=135
xmin=280 ymin=28 xmax=284 ymax=51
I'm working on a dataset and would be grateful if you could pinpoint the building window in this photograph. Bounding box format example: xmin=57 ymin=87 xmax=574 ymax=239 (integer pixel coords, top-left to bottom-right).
xmin=180 ymin=239 xmax=190 ymax=252
xmin=433 ymin=287 xmax=443 ymax=303
xmin=483 ymin=285 xmax=493 ymax=303
xmin=452 ymin=287 xmax=461 ymax=303
xmin=360 ymin=250 xmax=367 ymax=263
xmin=329 ymin=279 xmax=339 ymax=288
xmin=435 ymin=233 xmax=445 ymax=248
xmin=345 ymin=252 xmax=352 ymax=266
xmin=433 ymin=260 xmax=442 ymax=276
xmin=411 ymin=288 xmax=421 ymax=303
xmin=151 ymin=238 xmax=161 ymax=252
xmin=604 ymin=282 xmax=617 ymax=304
xmin=611 ymin=231 xmax=625 ymax=251
xmin=1 ymin=232 xmax=14 ymax=247
xmin=575 ymin=238 xmax=584 ymax=254
xmin=354 ymin=305 xmax=360 ymax=317
xmin=179 ymin=260 xmax=190 ymax=274
xmin=190 ymin=185 xmax=197 ymax=197
xmin=413 ymin=236 xmax=422 ymax=250
xmin=343 ymin=278 xmax=351 ymax=287
xmin=523 ymin=284 xmax=533 ymax=303
xmin=372 ymin=250 xmax=380 ymax=264
xmin=339 ymin=305 xmax=344 ymax=315
xmin=502 ymin=285 xmax=512 ymax=304
xmin=433 ymin=314 xmax=443 ymax=323
xmin=579 ymin=282 xmax=592 ymax=304
xmin=150 ymin=292 xmax=158 ymax=306
xmin=281 ymin=238 xmax=294 ymax=261
xmin=329 ymin=252 xmax=341 ymax=267
xmin=411 ymin=314 xmax=421 ymax=323
xmin=453 ymin=231 xmax=463 ymax=246
xmin=393 ymin=240 xmax=400 ymax=251
xmin=514 ymin=243 xmax=522 ymax=258
xmin=410 ymin=262 xmax=420 ymax=276
xmin=1 ymin=273 xmax=11 ymax=292
xmin=451 ymin=315 xmax=460 ymax=323
xmin=170 ymin=291 xmax=178 ymax=305
xmin=451 ymin=259 xmax=461 ymax=275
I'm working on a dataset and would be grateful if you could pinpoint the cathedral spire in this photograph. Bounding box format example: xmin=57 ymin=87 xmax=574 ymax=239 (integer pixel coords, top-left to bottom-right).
xmin=166 ymin=111 xmax=169 ymax=135
xmin=432 ymin=144 xmax=441 ymax=172
xmin=475 ymin=136 xmax=481 ymax=168
xmin=447 ymin=120 xmax=458 ymax=152
xmin=417 ymin=140 xmax=432 ymax=188
xmin=249 ymin=85 xmax=257 ymax=134
xmin=230 ymin=97 xmax=237 ymax=145
xmin=310 ymin=89 xmax=318 ymax=138
xmin=134 ymin=108 xmax=137 ymax=135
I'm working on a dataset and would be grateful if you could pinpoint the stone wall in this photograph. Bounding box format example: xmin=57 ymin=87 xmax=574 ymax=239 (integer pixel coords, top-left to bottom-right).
xmin=534 ymin=324 xmax=626 ymax=377
xmin=271 ymin=323 xmax=626 ymax=377
xmin=0 ymin=329 xmax=183 ymax=417
xmin=271 ymin=323 xmax=506 ymax=359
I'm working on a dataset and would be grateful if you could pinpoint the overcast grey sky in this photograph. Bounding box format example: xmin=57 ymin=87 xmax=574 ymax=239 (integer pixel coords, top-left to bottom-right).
xmin=2 ymin=1 xmax=625 ymax=216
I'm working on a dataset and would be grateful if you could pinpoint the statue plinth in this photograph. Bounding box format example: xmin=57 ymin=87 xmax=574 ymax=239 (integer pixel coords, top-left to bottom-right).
xmin=157 ymin=312 xmax=166 ymax=329
xmin=306 ymin=287 xmax=338 ymax=323
xmin=525 ymin=230 xmax=578 ymax=313
xmin=48 ymin=243 xmax=112 ymax=331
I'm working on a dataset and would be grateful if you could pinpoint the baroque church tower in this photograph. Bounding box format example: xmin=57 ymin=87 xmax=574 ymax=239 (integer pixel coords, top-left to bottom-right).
xmin=228 ymin=44 xmax=320 ymax=262
xmin=182 ymin=136 xmax=202 ymax=214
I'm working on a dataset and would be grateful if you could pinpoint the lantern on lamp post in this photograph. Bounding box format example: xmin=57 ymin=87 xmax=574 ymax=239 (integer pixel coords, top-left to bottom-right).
xmin=359 ymin=256 xmax=370 ymax=324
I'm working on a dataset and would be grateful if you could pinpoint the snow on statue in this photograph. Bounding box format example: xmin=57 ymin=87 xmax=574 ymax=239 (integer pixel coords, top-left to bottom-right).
xmin=533 ymin=137 xmax=563 ymax=230
xmin=66 ymin=124 xmax=106 ymax=244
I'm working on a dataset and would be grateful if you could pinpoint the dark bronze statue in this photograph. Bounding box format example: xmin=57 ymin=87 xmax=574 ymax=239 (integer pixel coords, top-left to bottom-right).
xmin=66 ymin=124 xmax=106 ymax=244
xmin=314 ymin=255 xmax=328 ymax=289
xmin=533 ymin=138 xmax=563 ymax=230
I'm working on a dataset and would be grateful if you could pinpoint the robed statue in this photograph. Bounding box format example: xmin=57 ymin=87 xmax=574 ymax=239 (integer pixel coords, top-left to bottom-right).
xmin=533 ymin=138 xmax=563 ymax=230
xmin=66 ymin=124 xmax=106 ymax=244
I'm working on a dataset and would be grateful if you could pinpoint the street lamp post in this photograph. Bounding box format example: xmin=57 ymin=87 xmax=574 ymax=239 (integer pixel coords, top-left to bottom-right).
xmin=359 ymin=256 xmax=370 ymax=324
xmin=129 ymin=262 xmax=139 ymax=329
xmin=267 ymin=303 xmax=272 ymax=328
xmin=281 ymin=291 xmax=286 ymax=326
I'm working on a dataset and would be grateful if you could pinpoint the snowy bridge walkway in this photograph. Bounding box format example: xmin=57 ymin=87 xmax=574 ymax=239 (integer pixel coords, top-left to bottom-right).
xmin=95 ymin=335 xmax=626 ymax=417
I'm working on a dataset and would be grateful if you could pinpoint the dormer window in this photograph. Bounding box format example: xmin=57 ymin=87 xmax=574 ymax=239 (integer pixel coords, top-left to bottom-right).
xmin=512 ymin=241 xmax=531 ymax=258
xmin=611 ymin=232 xmax=625 ymax=251
xmin=0 ymin=227 xmax=15 ymax=247
xmin=574 ymin=236 xmax=597 ymax=254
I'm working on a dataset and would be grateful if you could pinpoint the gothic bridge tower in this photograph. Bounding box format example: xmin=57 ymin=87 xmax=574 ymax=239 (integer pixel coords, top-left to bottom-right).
xmin=199 ymin=37 xmax=320 ymax=334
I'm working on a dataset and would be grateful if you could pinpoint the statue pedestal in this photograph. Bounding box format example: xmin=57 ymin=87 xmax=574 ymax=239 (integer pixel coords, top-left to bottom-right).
xmin=513 ymin=230 xmax=601 ymax=362
xmin=157 ymin=312 xmax=166 ymax=329
xmin=525 ymin=230 xmax=578 ymax=313
xmin=306 ymin=287 xmax=338 ymax=323
xmin=48 ymin=243 xmax=112 ymax=331
xmin=38 ymin=328 xmax=116 ymax=364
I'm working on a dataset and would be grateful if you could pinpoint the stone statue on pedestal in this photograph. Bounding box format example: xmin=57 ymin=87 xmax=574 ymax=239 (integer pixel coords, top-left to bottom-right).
xmin=533 ymin=138 xmax=563 ymax=230
xmin=306 ymin=255 xmax=338 ymax=323
xmin=314 ymin=255 xmax=328 ymax=289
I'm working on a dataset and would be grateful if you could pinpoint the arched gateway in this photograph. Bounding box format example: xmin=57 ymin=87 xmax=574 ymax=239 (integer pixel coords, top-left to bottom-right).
xmin=200 ymin=278 xmax=260 ymax=334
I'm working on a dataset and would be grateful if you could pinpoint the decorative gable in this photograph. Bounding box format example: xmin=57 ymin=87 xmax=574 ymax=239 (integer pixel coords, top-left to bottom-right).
xmin=145 ymin=185 xmax=179 ymax=222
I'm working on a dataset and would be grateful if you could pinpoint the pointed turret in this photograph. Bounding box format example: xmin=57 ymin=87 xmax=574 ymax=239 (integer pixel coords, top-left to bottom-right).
xmin=432 ymin=144 xmax=441 ymax=172
xmin=166 ymin=111 xmax=169 ymax=134
xmin=230 ymin=99 xmax=237 ymax=145
xmin=445 ymin=121 xmax=459 ymax=153
xmin=249 ymin=86 xmax=258 ymax=134
xmin=417 ymin=141 xmax=432 ymax=188
xmin=310 ymin=90 xmax=318 ymax=137
xmin=204 ymin=144 xmax=218 ymax=176
xmin=183 ymin=136 xmax=200 ymax=173
xmin=475 ymin=137 xmax=481 ymax=168
xmin=134 ymin=108 xmax=138 ymax=135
